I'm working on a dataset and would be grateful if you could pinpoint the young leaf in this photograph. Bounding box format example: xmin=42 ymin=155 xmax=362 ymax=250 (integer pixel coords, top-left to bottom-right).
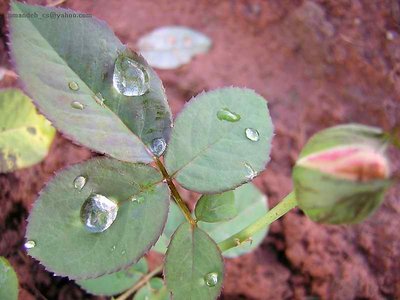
xmin=195 ymin=191 xmax=237 ymax=223
xmin=165 ymin=223 xmax=224 ymax=300
xmin=9 ymin=2 xmax=172 ymax=163
xmin=165 ymin=87 xmax=273 ymax=193
xmin=133 ymin=278 xmax=169 ymax=300
xmin=0 ymin=88 xmax=55 ymax=173
xmin=199 ymin=183 xmax=269 ymax=258
xmin=137 ymin=26 xmax=212 ymax=69
xmin=0 ymin=257 xmax=18 ymax=300
xmin=25 ymin=157 xmax=169 ymax=279
xmin=153 ymin=202 xmax=185 ymax=254
xmin=76 ymin=259 xmax=148 ymax=296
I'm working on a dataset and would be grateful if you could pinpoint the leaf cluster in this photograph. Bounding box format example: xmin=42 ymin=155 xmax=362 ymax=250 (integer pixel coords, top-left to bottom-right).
xmin=9 ymin=2 xmax=274 ymax=299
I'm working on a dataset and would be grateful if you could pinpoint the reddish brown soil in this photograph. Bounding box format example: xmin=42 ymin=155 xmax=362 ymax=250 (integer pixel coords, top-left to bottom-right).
xmin=1 ymin=0 xmax=399 ymax=299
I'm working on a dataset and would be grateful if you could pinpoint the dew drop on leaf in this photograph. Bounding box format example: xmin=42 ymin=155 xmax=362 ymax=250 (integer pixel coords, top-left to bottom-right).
xmin=71 ymin=101 xmax=84 ymax=110
xmin=150 ymin=137 xmax=167 ymax=157
xmin=24 ymin=240 xmax=36 ymax=249
xmin=73 ymin=175 xmax=87 ymax=190
xmin=113 ymin=55 xmax=150 ymax=96
xmin=244 ymin=162 xmax=257 ymax=180
xmin=68 ymin=81 xmax=79 ymax=91
xmin=80 ymin=194 xmax=118 ymax=233
xmin=245 ymin=128 xmax=259 ymax=142
xmin=111 ymin=245 xmax=116 ymax=251
xmin=204 ymin=272 xmax=218 ymax=287
xmin=216 ymin=108 xmax=241 ymax=122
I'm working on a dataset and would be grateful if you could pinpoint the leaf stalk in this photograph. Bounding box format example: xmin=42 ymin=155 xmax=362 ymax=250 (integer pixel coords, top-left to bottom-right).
xmin=116 ymin=264 xmax=163 ymax=300
xmin=155 ymin=157 xmax=196 ymax=226
xmin=218 ymin=192 xmax=297 ymax=252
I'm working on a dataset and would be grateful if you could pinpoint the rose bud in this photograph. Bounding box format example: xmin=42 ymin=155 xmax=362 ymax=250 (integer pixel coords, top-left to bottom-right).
xmin=293 ymin=124 xmax=392 ymax=224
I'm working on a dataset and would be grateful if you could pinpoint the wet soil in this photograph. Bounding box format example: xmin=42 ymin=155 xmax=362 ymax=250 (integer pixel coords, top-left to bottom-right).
xmin=0 ymin=0 xmax=399 ymax=299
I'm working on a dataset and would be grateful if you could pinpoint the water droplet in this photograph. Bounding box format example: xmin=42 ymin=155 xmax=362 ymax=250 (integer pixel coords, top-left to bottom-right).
xmin=113 ymin=55 xmax=150 ymax=96
xmin=111 ymin=245 xmax=116 ymax=251
xmin=121 ymin=250 xmax=126 ymax=255
xmin=73 ymin=176 xmax=87 ymax=190
xmin=244 ymin=163 xmax=257 ymax=180
xmin=71 ymin=101 xmax=84 ymax=110
xmin=24 ymin=240 xmax=36 ymax=249
xmin=217 ymin=108 xmax=241 ymax=122
xmin=150 ymin=138 xmax=167 ymax=157
xmin=80 ymin=194 xmax=118 ymax=233
xmin=245 ymin=128 xmax=259 ymax=142
xmin=93 ymin=93 xmax=105 ymax=106
xmin=68 ymin=81 xmax=79 ymax=91
xmin=204 ymin=272 xmax=218 ymax=287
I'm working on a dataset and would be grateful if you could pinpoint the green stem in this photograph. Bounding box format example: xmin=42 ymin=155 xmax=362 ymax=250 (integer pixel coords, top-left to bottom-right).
xmin=155 ymin=157 xmax=196 ymax=226
xmin=218 ymin=192 xmax=297 ymax=252
xmin=116 ymin=264 xmax=163 ymax=300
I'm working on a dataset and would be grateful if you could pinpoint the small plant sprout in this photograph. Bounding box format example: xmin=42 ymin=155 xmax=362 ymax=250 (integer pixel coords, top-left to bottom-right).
xmin=4 ymin=2 xmax=397 ymax=299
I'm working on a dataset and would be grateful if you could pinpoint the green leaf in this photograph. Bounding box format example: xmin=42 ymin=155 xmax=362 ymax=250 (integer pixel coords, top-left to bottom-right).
xmin=153 ymin=202 xmax=185 ymax=254
xmin=165 ymin=87 xmax=273 ymax=193
xmin=26 ymin=157 xmax=170 ymax=279
xmin=0 ymin=257 xmax=18 ymax=300
xmin=199 ymin=183 xmax=269 ymax=258
xmin=133 ymin=278 xmax=169 ymax=300
xmin=76 ymin=259 xmax=147 ymax=296
xmin=195 ymin=191 xmax=237 ymax=223
xmin=165 ymin=223 xmax=224 ymax=300
xmin=0 ymin=88 xmax=55 ymax=173
xmin=9 ymin=2 xmax=172 ymax=163
xmin=137 ymin=26 xmax=212 ymax=70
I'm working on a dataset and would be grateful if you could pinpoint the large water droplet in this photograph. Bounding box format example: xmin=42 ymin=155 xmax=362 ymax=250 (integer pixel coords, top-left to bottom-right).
xmin=113 ymin=55 xmax=150 ymax=96
xmin=80 ymin=194 xmax=118 ymax=233
xmin=150 ymin=138 xmax=166 ymax=157
xmin=71 ymin=101 xmax=84 ymax=110
xmin=68 ymin=81 xmax=79 ymax=91
xmin=24 ymin=240 xmax=36 ymax=249
xmin=244 ymin=163 xmax=257 ymax=180
xmin=217 ymin=108 xmax=241 ymax=122
xmin=204 ymin=272 xmax=218 ymax=287
xmin=245 ymin=128 xmax=259 ymax=142
xmin=73 ymin=176 xmax=87 ymax=190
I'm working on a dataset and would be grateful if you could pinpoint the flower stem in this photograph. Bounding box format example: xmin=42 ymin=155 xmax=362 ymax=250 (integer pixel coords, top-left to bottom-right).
xmin=155 ymin=157 xmax=196 ymax=226
xmin=116 ymin=264 xmax=163 ymax=300
xmin=218 ymin=192 xmax=297 ymax=252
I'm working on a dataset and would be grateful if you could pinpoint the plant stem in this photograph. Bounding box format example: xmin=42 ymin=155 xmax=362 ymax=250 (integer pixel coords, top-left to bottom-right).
xmin=116 ymin=264 xmax=164 ymax=300
xmin=155 ymin=157 xmax=196 ymax=226
xmin=218 ymin=192 xmax=297 ymax=252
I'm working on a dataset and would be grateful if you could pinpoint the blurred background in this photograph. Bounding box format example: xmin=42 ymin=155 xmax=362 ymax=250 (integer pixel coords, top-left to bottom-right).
xmin=0 ymin=0 xmax=399 ymax=299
